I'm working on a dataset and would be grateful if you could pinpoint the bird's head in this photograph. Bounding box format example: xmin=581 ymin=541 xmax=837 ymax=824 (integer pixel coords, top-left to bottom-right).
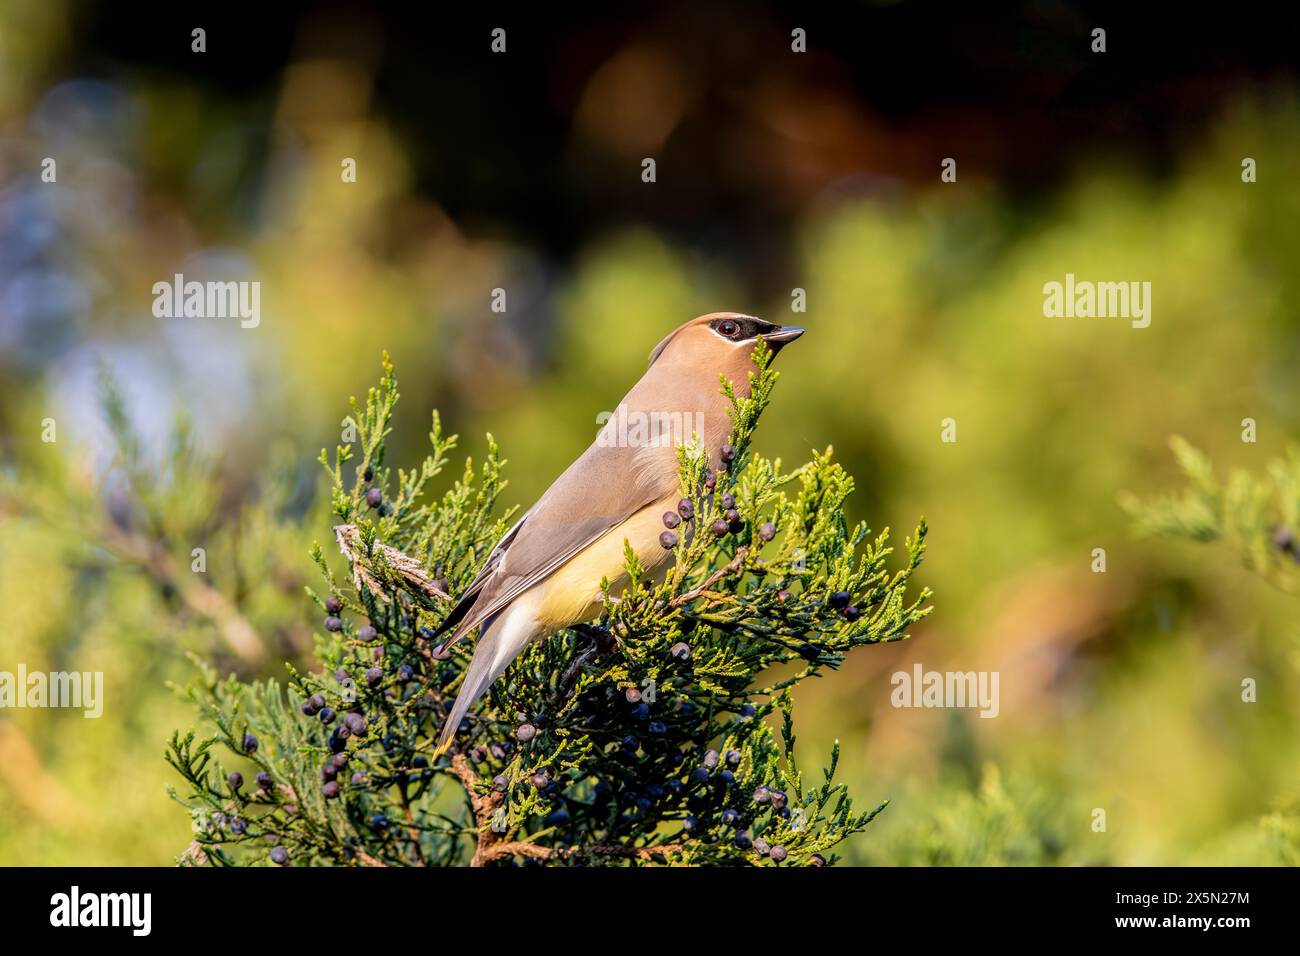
xmin=647 ymin=312 xmax=805 ymax=375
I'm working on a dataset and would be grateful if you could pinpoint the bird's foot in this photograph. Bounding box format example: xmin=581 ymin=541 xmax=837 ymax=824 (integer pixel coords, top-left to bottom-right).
xmin=571 ymin=623 xmax=618 ymax=653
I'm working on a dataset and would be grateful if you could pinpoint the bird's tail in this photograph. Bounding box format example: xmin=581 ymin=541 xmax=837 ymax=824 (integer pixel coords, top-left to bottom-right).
xmin=434 ymin=606 xmax=534 ymax=755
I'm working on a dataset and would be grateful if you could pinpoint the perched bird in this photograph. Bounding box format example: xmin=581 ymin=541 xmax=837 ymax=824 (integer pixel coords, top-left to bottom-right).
xmin=432 ymin=312 xmax=804 ymax=751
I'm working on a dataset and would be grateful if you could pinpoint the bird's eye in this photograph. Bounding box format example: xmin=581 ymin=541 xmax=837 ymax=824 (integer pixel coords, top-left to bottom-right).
xmin=718 ymin=320 xmax=739 ymax=338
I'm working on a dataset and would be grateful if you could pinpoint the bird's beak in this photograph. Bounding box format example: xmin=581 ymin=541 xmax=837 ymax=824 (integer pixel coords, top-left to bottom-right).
xmin=762 ymin=325 xmax=805 ymax=345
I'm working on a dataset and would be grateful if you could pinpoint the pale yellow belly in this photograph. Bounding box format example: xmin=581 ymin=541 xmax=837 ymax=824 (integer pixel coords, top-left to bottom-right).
xmin=531 ymin=494 xmax=679 ymax=628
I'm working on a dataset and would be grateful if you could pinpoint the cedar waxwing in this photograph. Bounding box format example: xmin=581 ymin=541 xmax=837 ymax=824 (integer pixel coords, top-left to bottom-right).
xmin=433 ymin=312 xmax=804 ymax=750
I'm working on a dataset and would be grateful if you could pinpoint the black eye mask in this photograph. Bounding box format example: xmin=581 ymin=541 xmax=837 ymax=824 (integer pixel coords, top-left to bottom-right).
xmin=709 ymin=316 xmax=776 ymax=341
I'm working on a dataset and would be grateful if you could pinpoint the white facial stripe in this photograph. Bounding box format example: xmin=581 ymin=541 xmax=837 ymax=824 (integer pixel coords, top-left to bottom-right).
xmin=711 ymin=328 xmax=751 ymax=346
xmin=710 ymin=327 xmax=773 ymax=346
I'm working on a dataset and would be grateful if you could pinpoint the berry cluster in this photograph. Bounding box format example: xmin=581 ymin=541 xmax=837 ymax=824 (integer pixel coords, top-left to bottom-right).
xmin=658 ymin=444 xmax=761 ymax=550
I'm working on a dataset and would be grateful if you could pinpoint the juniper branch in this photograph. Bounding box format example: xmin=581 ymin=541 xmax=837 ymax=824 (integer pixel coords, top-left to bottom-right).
xmin=166 ymin=353 xmax=933 ymax=867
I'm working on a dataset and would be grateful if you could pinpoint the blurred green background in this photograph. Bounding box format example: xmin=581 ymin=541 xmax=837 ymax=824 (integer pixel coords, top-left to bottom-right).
xmin=2 ymin=1 xmax=1299 ymax=864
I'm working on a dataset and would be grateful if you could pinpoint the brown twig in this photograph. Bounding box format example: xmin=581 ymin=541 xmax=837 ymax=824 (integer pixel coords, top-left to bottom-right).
xmin=670 ymin=546 xmax=748 ymax=607
xmin=448 ymin=754 xmax=507 ymax=867
xmin=334 ymin=524 xmax=451 ymax=604
xmin=473 ymin=840 xmax=554 ymax=864
xmin=446 ymin=752 xmax=685 ymax=866
xmin=397 ymin=780 xmax=428 ymax=866
xmin=473 ymin=841 xmax=684 ymax=865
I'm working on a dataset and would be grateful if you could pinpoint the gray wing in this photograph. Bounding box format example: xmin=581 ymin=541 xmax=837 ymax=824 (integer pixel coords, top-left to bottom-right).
xmin=435 ymin=436 xmax=678 ymax=648
xmin=429 ymin=506 xmax=533 ymax=641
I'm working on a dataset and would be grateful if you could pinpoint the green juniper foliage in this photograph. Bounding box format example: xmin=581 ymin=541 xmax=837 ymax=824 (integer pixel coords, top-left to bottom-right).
xmin=1124 ymin=437 xmax=1300 ymax=864
xmin=858 ymin=764 xmax=1110 ymax=867
xmin=168 ymin=348 xmax=933 ymax=866
xmin=10 ymin=365 xmax=312 ymax=669
xmin=1121 ymin=436 xmax=1300 ymax=593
